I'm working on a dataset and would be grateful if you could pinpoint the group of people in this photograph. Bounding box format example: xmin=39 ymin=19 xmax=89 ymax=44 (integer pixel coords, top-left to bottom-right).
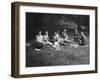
xmin=34 ymin=29 xmax=87 ymax=51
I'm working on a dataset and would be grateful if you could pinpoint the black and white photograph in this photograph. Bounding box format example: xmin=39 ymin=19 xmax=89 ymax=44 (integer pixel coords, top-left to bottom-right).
xmin=11 ymin=2 xmax=97 ymax=78
xmin=26 ymin=12 xmax=90 ymax=67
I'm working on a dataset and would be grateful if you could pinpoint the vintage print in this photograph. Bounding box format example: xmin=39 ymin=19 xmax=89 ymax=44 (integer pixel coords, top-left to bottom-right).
xmin=11 ymin=2 xmax=97 ymax=78
xmin=26 ymin=13 xmax=90 ymax=67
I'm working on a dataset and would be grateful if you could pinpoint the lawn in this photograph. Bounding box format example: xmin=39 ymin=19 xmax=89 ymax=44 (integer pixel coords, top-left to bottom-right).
xmin=26 ymin=45 xmax=89 ymax=67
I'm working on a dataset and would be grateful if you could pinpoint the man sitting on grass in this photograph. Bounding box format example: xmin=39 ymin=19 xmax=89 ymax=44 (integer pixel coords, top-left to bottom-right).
xmin=79 ymin=32 xmax=88 ymax=46
xmin=72 ymin=30 xmax=88 ymax=48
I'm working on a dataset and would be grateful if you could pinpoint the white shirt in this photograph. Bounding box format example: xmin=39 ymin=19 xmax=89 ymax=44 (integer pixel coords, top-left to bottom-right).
xmin=54 ymin=34 xmax=60 ymax=40
xmin=36 ymin=35 xmax=44 ymax=43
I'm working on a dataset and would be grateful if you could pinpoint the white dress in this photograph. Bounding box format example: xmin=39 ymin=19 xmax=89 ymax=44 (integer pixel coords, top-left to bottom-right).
xmin=36 ymin=35 xmax=44 ymax=43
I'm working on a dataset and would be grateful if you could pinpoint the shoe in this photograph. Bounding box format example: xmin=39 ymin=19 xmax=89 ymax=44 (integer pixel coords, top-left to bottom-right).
xmin=35 ymin=48 xmax=41 ymax=51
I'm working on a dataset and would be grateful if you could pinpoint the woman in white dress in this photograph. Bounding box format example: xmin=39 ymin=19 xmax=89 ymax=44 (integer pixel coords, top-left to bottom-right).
xmin=36 ymin=31 xmax=44 ymax=44
xmin=35 ymin=31 xmax=44 ymax=51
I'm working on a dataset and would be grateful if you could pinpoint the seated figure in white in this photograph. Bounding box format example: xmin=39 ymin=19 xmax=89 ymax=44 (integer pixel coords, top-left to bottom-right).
xmin=36 ymin=31 xmax=44 ymax=43
xmin=43 ymin=31 xmax=53 ymax=47
xmin=35 ymin=31 xmax=44 ymax=51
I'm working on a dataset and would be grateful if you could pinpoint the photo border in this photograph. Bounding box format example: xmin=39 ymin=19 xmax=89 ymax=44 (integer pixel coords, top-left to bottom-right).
xmin=11 ymin=2 xmax=98 ymax=78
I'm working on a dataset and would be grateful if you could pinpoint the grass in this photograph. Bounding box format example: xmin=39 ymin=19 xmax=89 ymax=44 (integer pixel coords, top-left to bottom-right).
xmin=26 ymin=45 xmax=89 ymax=67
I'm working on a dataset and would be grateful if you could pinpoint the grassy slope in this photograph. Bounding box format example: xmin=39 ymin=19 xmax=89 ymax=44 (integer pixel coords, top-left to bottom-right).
xmin=26 ymin=45 xmax=89 ymax=67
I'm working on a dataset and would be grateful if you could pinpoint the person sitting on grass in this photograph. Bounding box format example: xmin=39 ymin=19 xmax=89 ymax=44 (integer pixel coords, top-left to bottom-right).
xmin=62 ymin=29 xmax=72 ymax=45
xmin=70 ymin=29 xmax=80 ymax=48
xmin=53 ymin=32 xmax=62 ymax=50
xmin=35 ymin=31 xmax=44 ymax=51
xmin=79 ymin=31 xmax=88 ymax=46
xmin=43 ymin=31 xmax=53 ymax=47
xmin=72 ymin=30 xmax=88 ymax=48
xmin=72 ymin=34 xmax=79 ymax=48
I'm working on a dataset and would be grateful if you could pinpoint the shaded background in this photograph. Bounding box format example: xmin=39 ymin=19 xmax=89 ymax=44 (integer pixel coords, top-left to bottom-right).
xmin=26 ymin=12 xmax=89 ymax=41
